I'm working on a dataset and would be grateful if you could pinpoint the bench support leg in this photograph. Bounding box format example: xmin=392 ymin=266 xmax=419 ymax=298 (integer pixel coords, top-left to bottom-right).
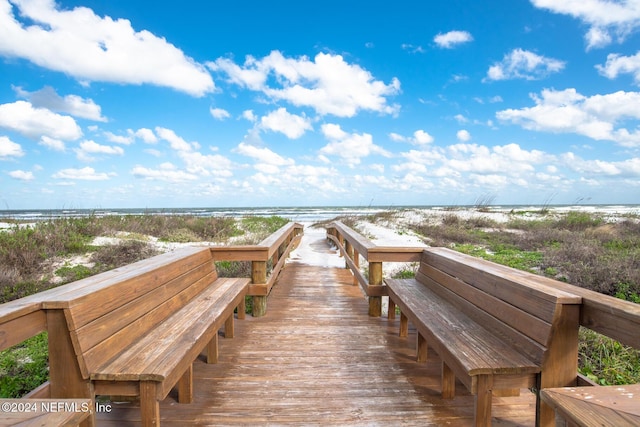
xmin=140 ymin=381 xmax=160 ymax=427
xmin=207 ymin=333 xmax=219 ymax=364
xmin=225 ymin=314 xmax=234 ymax=338
xmin=237 ymin=299 xmax=246 ymax=320
xmin=475 ymin=375 xmax=493 ymax=427
xmin=442 ymin=362 xmax=455 ymax=399
xmin=178 ymin=365 xmax=193 ymax=404
xmin=417 ymin=333 xmax=428 ymax=362
xmin=388 ymin=298 xmax=396 ymax=320
xmin=399 ymin=312 xmax=408 ymax=337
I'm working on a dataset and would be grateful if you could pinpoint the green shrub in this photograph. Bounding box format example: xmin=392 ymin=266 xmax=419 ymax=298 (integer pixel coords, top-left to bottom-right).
xmin=579 ymin=328 xmax=640 ymax=385
xmin=0 ymin=333 xmax=49 ymax=398
xmin=55 ymin=264 xmax=94 ymax=283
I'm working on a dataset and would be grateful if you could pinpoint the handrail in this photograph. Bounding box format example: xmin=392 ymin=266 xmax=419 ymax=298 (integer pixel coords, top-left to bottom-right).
xmin=326 ymin=221 xmax=424 ymax=315
xmin=210 ymin=222 xmax=303 ymax=316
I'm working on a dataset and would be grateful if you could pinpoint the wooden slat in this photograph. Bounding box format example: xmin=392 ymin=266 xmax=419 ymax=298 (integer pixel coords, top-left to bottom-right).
xmin=81 ymin=271 xmax=224 ymax=376
xmin=422 ymin=248 xmax=580 ymax=321
xmin=0 ymin=309 xmax=46 ymax=351
xmin=418 ymin=264 xmax=552 ymax=348
xmin=258 ymin=222 xmax=303 ymax=259
xmin=91 ymin=278 xmax=248 ymax=382
xmin=414 ymin=271 xmax=547 ymax=365
xmin=42 ymin=246 xmax=210 ymax=309
xmin=551 ymin=280 xmax=640 ymax=349
xmin=541 ymin=385 xmax=640 ymax=427
xmin=385 ymin=278 xmax=540 ymax=376
xmin=65 ymin=248 xmax=213 ymax=328
xmin=329 ymin=221 xmax=375 ymax=259
xmin=74 ymin=261 xmax=216 ymax=351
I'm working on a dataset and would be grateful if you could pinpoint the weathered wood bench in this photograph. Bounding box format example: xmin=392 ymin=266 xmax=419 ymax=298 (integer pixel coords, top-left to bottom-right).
xmin=41 ymin=246 xmax=249 ymax=427
xmin=385 ymin=247 xmax=582 ymax=427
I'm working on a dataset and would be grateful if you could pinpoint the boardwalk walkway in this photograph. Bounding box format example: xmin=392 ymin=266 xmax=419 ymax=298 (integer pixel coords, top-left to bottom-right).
xmin=98 ymin=226 xmax=536 ymax=426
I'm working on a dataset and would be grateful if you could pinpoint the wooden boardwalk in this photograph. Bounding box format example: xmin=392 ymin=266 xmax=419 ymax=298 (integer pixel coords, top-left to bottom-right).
xmin=97 ymin=229 xmax=537 ymax=426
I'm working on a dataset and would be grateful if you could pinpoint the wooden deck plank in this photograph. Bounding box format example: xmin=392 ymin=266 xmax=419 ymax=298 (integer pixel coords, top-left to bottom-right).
xmin=96 ymin=230 xmax=537 ymax=426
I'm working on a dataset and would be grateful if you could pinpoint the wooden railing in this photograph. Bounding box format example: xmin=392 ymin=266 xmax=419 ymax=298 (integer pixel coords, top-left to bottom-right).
xmin=0 ymin=222 xmax=303 ymax=400
xmin=326 ymin=220 xmax=640 ymax=385
xmin=210 ymin=222 xmax=303 ymax=316
xmin=326 ymin=221 xmax=424 ymax=316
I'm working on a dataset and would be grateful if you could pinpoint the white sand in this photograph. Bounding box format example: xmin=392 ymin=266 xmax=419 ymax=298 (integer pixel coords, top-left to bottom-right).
xmin=288 ymin=223 xmax=345 ymax=268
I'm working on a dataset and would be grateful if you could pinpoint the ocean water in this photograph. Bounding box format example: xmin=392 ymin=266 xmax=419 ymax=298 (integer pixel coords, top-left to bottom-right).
xmin=1 ymin=204 xmax=639 ymax=224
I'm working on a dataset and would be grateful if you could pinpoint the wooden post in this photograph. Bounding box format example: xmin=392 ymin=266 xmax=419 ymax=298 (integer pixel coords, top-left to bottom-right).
xmin=252 ymin=260 xmax=267 ymax=317
xmin=368 ymin=261 xmax=382 ymax=317
xmin=345 ymin=240 xmax=353 ymax=269
xmin=538 ymin=303 xmax=581 ymax=427
xmin=353 ymin=249 xmax=360 ymax=286
xmin=46 ymin=310 xmax=96 ymax=427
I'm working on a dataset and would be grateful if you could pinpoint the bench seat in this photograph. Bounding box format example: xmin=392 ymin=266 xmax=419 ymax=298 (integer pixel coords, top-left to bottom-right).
xmin=42 ymin=246 xmax=249 ymax=427
xmin=92 ymin=277 xmax=247 ymax=383
xmin=385 ymin=247 xmax=582 ymax=427
xmin=386 ymin=277 xmax=540 ymax=384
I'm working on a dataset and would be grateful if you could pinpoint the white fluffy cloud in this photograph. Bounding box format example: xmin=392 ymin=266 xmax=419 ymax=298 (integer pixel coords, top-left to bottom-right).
xmin=210 ymin=50 xmax=401 ymax=117
xmin=17 ymin=86 xmax=107 ymax=122
xmin=320 ymin=123 xmax=391 ymax=167
xmin=131 ymin=164 xmax=198 ymax=182
xmin=0 ymin=101 xmax=82 ymax=140
xmin=530 ymin=0 xmax=640 ymax=50
xmin=457 ymin=130 xmax=471 ymax=142
xmin=210 ymin=108 xmax=231 ymax=120
xmin=8 ymin=169 xmax=34 ymax=180
xmin=259 ymin=108 xmax=312 ymax=139
xmin=39 ymin=135 xmax=65 ymax=151
xmin=75 ymin=140 xmax=124 ymax=161
xmin=563 ymin=152 xmax=640 ymax=177
xmin=154 ymin=127 xmax=233 ymax=178
xmin=0 ymin=135 xmax=24 ymax=158
xmin=497 ymin=88 xmax=640 ymax=146
xmin=235 ymin=141 xmax=295 ymax=174
xmin=389 ymin=129 xmax=434 ymax=145
xmin=597 ymin=51 xmax=640 ymax=85
xmin=486 ymin=49 xmax=565 ymax=81
xmin=135 ymin=128 xmax=158 ymax=143
xmin=0 ymin=0 xmax=214 ymax=96
xmin=433 ymin=30 xmax=473 ymax=48
xmin=155 ymin=127 xmax=195 ymax=152
xmin=52 ymin=166 xmax=113 ymax=180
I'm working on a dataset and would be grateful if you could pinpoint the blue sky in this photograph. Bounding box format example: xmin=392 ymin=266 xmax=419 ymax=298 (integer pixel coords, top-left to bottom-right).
xmin=1 ymin=0 xmax=640 ymax=209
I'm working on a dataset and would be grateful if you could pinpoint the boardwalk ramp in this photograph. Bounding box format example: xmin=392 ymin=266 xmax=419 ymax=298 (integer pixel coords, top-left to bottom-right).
xmin=98 ymin=225 xmax=535 ymax=426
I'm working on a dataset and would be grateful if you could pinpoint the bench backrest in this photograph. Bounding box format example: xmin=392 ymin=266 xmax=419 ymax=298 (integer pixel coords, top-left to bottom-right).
xmin=43 ymin=246 xmax=217 ymax=379
xmin=418 ymin=247 xmax=581 ymax=367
